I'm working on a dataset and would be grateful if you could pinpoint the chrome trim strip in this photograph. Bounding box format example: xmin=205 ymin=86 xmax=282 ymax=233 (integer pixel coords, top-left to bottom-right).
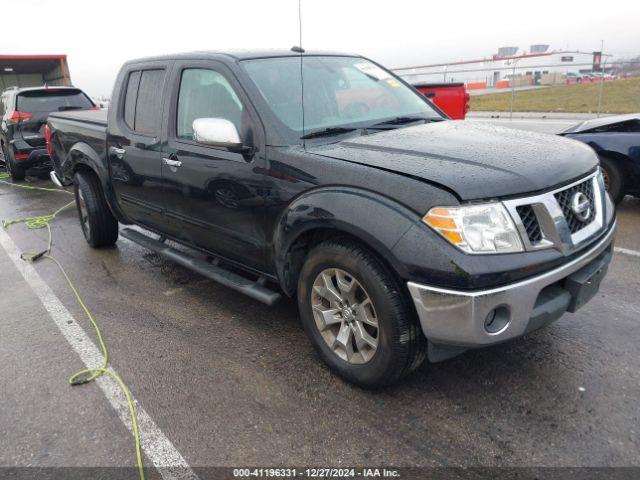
xmin=49 ymin=170 xmax=64 ymax=188
xmin=407 ymin=219 xmax=616 ymax=346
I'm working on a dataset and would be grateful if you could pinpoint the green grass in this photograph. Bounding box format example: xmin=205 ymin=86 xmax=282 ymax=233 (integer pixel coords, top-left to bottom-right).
xmin=470 ymin=77 xmax=640 ymax=114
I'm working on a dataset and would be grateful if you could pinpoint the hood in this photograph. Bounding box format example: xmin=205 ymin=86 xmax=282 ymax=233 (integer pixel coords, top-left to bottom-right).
xmin=561 ymin=113 xmax=640 ymax=134
xmin=308 ymin=121 xmax=598 ymax=201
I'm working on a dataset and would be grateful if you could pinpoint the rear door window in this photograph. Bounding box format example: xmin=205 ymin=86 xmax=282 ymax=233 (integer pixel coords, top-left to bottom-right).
xmin=133 ymin=69 xmax=165 ymax=135
xmin=122 ymin=69 xmax=165 ymax=135
xmin=16 ymin=89 xmax=93 ymax=113
xmin=123 ymin=71 xmax=141 ymax=129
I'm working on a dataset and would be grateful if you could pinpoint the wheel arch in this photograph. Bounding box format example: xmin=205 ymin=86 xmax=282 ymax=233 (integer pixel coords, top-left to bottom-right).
xmin=597 ymin=150 xmax=639 ymax=194
xmin=67 ymin=143 xmax=104 ymax=179
xmin=69 ymin=145 xmax=129 ymax=224
xmin=273 ymin=187 xmax=419 ymax=297
xmin=597 ymin=149 xmax=634 ymax=170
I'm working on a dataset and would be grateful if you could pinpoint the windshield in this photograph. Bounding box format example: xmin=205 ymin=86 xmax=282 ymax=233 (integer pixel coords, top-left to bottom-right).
xmin=242 ymin=56 xmax=442 ymax=136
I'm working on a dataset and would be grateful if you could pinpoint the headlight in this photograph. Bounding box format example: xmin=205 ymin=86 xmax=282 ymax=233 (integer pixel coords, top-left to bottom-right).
xmin=423 ymin=203 xmax=523 ymax=254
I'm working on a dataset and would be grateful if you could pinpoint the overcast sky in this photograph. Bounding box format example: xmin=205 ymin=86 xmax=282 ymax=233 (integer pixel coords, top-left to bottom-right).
xmin=4 ymin=0 xmax=639 ymax=97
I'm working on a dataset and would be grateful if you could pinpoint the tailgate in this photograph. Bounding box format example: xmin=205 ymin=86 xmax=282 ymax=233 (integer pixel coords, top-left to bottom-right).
xmin=18 ymin=112 xmax=49 ymax=147
xmin=17 ymin=89 xmax=94 ymax=147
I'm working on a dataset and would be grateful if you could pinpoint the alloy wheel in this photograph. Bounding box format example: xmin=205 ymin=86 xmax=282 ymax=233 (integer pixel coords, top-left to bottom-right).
xmin=311 ymin=268 xmax=379 ymax=364
xmin=77 ymin=189 xmax=91 ymax=239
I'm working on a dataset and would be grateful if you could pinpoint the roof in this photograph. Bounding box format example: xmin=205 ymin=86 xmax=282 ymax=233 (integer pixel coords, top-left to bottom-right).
xmin=412 ymin=82 xmax=464 ymax=88
xmin=2 ymin=86 xmax=80 ymax=94
xmin=124 ymin=49 xmax=361 ymax=65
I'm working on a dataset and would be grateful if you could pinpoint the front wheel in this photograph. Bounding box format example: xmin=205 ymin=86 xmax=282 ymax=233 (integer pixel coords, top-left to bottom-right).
xmin=297 ymin=240 xmax=427 ymax=388
xmin=599 ymin=155 xmax=626 ymax=204
xmin=74 ymin=171 xmax=119 ymax=247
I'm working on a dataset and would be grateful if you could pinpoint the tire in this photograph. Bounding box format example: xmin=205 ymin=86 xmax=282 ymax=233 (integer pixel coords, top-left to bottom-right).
xmin=297 ymin=240 xmax=427 ymax=388
xmin=2 ymin=145 xmax=25 ymax=181
xmin=599 ymin=155 xmax=626 ymax=204
xmin=74 ymin=171 xmax=119 ymax=247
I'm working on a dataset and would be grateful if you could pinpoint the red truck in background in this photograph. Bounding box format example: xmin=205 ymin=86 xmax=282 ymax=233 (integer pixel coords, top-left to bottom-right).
xmin=412 ymin=82 xmax=469 ymax=120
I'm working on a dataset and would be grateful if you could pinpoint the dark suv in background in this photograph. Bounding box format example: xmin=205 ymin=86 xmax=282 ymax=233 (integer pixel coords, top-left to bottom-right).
xmin=0 ymin=86 xmax=95 ymax=180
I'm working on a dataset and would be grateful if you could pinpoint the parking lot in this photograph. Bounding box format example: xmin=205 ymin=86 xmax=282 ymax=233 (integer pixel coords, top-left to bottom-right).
xmin=1 ymin=123 xmax=639 ymax=478
xmin=466 ymin=111 xmax=597 ymax=134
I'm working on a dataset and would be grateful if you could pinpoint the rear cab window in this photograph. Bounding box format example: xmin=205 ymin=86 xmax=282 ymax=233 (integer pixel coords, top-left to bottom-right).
xmin=122 ymin=69 xmax=166 ymax=136
xmin=17 ymin=89 xmax=94 ymax=113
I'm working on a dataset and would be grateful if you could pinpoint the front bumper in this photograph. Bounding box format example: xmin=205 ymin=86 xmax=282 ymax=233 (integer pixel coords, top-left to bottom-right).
xmin=407 ymin=220 xmax=616 ymax=356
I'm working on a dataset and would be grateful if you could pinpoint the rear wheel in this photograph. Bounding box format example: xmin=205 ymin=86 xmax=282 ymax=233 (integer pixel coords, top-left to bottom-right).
xmin=599 ymin=155 xmax=626 ymax=204
xmin=2 ymin=145 xmax=25 ymax=181
xmin=74 ymin=171 xmax=119 ymax=247
xmin=297 ymin=240 xmax=427 ymax=388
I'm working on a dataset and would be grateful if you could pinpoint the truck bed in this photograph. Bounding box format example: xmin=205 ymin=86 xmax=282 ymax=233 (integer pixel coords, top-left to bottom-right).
xmin=49 ymin=108 xmax=108 ymax=126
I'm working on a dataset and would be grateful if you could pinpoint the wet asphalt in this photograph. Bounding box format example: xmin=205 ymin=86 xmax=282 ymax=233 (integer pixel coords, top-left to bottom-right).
xmin=0 ymin=144 xmax=639 ymax=474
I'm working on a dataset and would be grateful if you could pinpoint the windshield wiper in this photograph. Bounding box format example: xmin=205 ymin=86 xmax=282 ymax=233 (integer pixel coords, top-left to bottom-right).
xmin=369 ymin=116 xmax=443 ymax=129
xmin=58 ymin=106 xmax=84 ymax=111
xmin=300 ymin=127 xmax=357 ymax=140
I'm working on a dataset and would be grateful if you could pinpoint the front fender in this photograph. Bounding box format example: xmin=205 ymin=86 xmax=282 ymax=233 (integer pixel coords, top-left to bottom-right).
xmin=273 ymin=186 xmax=422 ymax=293
xmin=564 ymin=132 xmax=640 ymax=186
xmin=565 ymin=133 xmax=640 ymax=162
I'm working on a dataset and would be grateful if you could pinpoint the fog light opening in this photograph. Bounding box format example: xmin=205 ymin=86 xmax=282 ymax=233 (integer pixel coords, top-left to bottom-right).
xmin=484 ymin=306 xmax=510 ymax=334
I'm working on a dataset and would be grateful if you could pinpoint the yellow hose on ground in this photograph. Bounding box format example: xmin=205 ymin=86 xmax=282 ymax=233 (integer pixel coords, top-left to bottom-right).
xmin=0 ymin=171 xmax=145 ymax=480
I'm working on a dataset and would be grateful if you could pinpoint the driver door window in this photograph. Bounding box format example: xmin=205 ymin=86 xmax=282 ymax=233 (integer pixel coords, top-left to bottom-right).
xmin=162 ymin=64 xmax=266 ymax=270
xmin=176 ymin=69 xmax=244 ymax=141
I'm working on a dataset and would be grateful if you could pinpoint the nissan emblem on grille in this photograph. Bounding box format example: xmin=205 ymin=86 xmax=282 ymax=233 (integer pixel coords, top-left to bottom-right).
xmin=571 ymin=191 xmax=591 ymax=222
xmin=504 ymin=173 xmax=603 ymax=253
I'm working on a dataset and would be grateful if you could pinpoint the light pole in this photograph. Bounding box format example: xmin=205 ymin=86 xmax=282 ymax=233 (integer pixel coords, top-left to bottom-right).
xmin=597 ymin=40 xmax=606 ymax=117
xmin=509 ymin=59 xmax=519 ymax=121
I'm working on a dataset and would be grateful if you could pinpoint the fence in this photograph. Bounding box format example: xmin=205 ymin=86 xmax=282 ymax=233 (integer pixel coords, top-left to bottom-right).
xmin=393 ymin=55 xmax=640 ymax=117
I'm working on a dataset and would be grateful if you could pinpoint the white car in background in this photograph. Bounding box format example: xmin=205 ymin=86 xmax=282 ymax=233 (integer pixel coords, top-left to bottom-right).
xmin=91 ymin=97 xmax=110 ymax=109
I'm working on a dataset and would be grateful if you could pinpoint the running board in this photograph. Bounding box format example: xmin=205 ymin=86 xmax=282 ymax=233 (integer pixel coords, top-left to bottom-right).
xmin=120 ymin=228 xmax=282 ymax=306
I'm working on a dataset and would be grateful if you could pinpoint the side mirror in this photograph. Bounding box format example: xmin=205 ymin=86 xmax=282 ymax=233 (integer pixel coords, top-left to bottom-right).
xmin=193 ymin=118 xmax=242 ymax=150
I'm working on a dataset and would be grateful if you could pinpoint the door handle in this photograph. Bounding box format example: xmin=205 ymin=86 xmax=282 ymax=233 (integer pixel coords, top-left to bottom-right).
xmin=163 ymin=157 xmax=182 ymax=168
xmin=110 ymin=146 xmax=126 ymax=159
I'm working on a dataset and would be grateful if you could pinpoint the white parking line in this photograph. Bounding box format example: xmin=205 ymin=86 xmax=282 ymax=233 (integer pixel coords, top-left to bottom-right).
xmin=615 ymin=247 xmax=640 ymax=258
xmin=0 ymin=227 xmax=199 ymax=480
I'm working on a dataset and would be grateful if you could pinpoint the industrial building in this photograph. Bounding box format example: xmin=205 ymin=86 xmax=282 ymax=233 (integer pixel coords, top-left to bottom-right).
xmin=393 ymin=45 xmax=604 ymax=89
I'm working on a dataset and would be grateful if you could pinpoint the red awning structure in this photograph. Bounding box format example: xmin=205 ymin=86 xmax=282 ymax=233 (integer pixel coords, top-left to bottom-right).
xmin=0 ymin=54 xmax=71 ymax=90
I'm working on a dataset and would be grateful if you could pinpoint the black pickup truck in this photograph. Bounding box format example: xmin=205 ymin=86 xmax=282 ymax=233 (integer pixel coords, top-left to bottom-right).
xmin=47 ymin=50 xmax=616 ymax=388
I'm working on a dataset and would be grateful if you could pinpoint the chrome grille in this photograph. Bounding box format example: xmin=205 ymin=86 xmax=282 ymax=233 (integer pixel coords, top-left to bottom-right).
xmin=503 ymin=171 xmax=605 ymax=254
xmin=515 ymin=205 xmax=543 ymax=244
xmin=554 ymin=179 xmax=596 ymax=233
